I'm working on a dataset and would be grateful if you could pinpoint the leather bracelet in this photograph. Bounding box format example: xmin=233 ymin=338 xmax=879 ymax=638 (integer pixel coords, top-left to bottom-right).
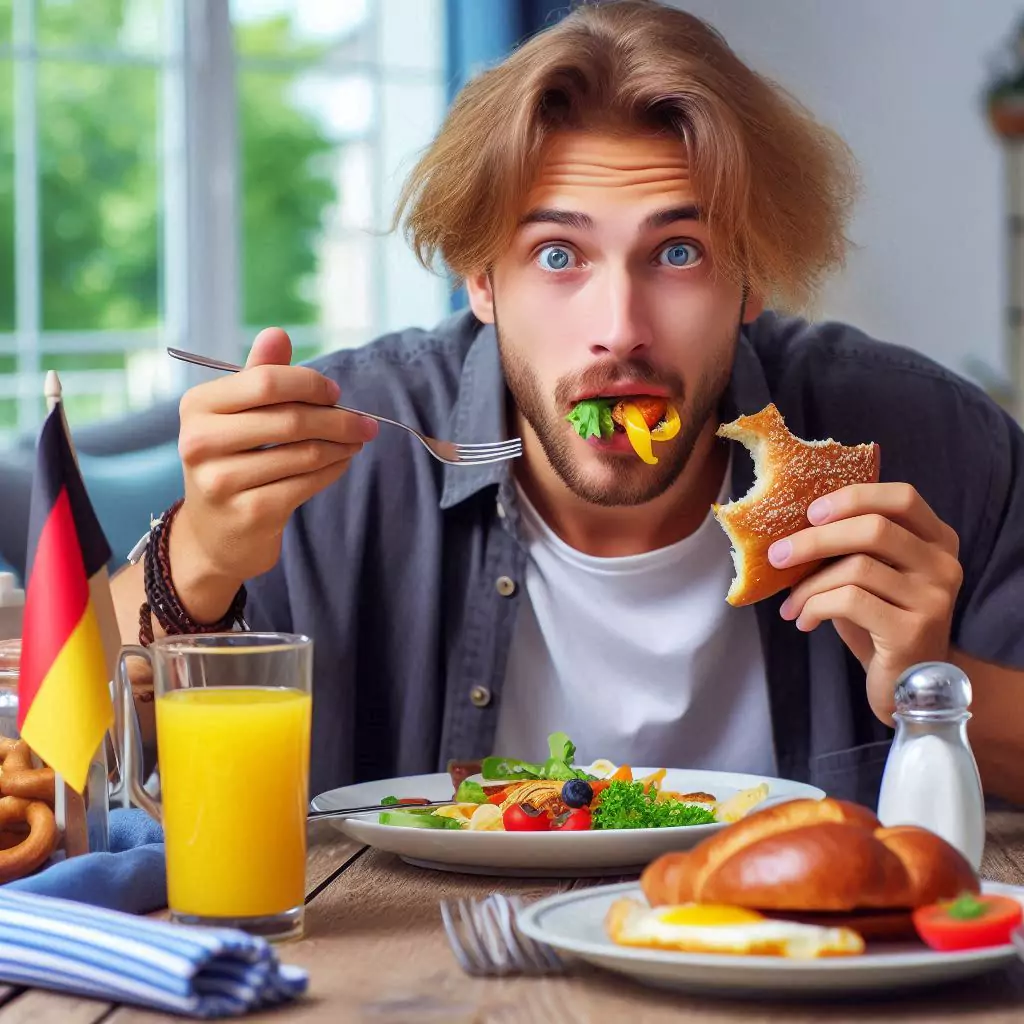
xmin=138 ymin=499 xmax=247 ymax=647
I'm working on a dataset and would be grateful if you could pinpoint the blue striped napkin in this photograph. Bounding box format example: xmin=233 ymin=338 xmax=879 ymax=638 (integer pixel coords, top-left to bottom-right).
xmin=0 ymin=888 xmax=308 ymax=1018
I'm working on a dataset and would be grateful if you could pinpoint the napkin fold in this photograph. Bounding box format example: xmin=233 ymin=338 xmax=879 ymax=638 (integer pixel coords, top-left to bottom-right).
xmin=0 ymin=887 xmax=308 ymax=1018
xmin=5 ymin=808 xmax=167 ymax=914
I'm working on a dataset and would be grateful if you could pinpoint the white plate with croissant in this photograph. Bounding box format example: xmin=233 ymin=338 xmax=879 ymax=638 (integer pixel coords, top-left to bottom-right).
xmin=518 ymin=798 xmax=1024 ymax=996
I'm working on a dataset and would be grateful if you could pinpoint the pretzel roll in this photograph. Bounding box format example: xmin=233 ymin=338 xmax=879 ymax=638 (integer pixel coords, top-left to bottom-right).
xmin=712 ymin=404 xmax=881 ymax=606
xmin=641 ymin=798 xmax=978 ymax=913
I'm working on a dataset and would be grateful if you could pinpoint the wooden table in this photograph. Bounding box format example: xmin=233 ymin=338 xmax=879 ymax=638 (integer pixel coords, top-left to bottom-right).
xmin=3 ymin=813 xmax=1024 ymax=1023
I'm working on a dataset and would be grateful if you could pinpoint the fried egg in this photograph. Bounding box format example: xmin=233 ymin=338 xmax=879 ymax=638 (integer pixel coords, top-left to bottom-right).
xmin=605 ymin=900 xmax=865 ymax=958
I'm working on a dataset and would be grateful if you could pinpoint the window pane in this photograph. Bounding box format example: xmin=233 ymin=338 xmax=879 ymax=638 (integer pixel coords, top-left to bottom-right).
xmin=38 ymin=61 xmax=159 ymax=332
xmin=37 ymin=0 xmax=166 ymax=57
xmin=0 ymin=59 xmax=12 ymax=334
xmin=232 ymin=0 xmax=370 ymax=60
xmin=0 ymin=0 xmax=10 ymax=46
xmin=237 ymin=66 xmax=344 ymax=328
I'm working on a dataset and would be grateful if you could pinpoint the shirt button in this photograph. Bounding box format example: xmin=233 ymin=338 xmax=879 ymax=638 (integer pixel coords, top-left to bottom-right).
xmin=470 ymin=685 xmax=491 ymax=708
xmin=495 ymin=575 xmax=516 ymax=597
xmin=496 ymin=500 xmax=506 ymax=519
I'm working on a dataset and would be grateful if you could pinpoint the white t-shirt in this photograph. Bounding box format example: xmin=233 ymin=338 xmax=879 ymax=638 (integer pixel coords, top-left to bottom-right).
xmin=494 ymin=460 xmax=776 ymax=774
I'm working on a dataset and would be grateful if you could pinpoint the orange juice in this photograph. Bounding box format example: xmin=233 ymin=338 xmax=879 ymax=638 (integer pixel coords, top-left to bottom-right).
xmin=156 ymin=686 xmax=312 ymax=918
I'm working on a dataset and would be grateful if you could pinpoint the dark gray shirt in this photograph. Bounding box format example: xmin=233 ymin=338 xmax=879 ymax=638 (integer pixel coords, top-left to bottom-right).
xmin=245 ymin=310 xmax=1024 ymax=806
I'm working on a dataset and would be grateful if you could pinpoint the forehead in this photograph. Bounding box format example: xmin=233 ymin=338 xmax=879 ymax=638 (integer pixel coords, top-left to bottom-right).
xmin=524 ymin=130 xmax=696 ymax=212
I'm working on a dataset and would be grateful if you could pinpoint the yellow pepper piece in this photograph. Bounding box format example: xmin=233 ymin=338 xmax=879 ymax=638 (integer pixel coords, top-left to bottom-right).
xmin=650 ymin=403 xmax=680 ymax=441
xmin=622 ymin=403 xmax=658 ymax=464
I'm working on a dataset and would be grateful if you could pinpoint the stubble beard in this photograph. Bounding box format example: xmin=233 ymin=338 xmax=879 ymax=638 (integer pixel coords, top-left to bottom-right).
xmin=497 ymin=322 xmax=733 ymax=508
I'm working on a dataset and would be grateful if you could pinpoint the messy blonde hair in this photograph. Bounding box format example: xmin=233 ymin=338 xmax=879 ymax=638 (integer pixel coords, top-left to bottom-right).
xmin=394 ymin=0 xmax=858 ymax=312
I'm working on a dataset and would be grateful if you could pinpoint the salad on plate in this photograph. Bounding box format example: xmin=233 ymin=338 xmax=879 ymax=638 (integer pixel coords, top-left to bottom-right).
xmin=376 ymin=731 xmax=770 ymax=833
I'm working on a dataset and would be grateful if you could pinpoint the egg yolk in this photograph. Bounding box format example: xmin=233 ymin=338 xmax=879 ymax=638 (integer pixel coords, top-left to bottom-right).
xmin=658 ymin=904 xmax=766 ymax=927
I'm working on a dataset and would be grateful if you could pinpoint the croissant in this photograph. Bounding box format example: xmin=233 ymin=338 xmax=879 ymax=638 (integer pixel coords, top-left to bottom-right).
xmin=641 ymin=798 xmax=979 ymax=913
xmin=712 ymin=404 xmax=880 ymax=606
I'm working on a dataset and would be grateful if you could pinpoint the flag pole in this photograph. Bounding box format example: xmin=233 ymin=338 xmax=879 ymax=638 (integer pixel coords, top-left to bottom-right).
xmin=42 ymin=370 xmax=122 ymax=843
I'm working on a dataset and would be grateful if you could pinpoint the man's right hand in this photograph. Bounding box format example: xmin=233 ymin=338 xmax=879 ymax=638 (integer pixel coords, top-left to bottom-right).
xmin=169 ymin=327 xmax=377 ymax=622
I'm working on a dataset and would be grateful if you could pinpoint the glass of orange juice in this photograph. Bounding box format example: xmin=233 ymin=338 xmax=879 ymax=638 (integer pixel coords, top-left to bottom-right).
xmin=115 ymin=633 xmax=312 ymax=941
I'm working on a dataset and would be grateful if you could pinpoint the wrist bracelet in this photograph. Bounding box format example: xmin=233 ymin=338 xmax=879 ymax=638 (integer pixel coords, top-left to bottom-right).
xmin=138 ymin=499 xmax=247 ymax=647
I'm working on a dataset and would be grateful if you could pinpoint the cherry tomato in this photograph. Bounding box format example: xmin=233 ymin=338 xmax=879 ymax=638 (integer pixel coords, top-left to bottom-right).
xmin=913 ymin=892 xmax=1023 ymax=951
xmin=554 ymin=808 xmax=592 ymax=831
xmin=502 ymin=804 xmax=551 ymax=832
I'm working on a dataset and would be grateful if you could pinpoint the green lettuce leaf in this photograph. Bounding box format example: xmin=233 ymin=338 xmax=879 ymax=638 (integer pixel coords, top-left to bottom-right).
xmin=566 ymin=399 xmax=615 ymax=440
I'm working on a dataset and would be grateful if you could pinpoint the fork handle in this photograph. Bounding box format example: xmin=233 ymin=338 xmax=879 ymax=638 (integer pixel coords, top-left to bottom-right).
xmin=166 ymin=346 xmax=383 ymax=423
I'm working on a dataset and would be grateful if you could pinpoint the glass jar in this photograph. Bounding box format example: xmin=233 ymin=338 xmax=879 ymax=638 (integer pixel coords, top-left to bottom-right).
xmin=0 ymin=640 xmax=110 ymax=877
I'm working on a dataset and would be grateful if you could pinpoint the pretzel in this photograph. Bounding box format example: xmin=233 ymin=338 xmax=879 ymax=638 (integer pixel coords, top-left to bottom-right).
xmin=0 ymin=739 xmax=56 ymax=804
xmin=0 ymin=796 xmax=57 ymax=883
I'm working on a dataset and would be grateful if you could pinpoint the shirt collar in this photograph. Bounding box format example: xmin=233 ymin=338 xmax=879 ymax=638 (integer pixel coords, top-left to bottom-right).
xmin=439 ymin=316 xmax=774 ymax=511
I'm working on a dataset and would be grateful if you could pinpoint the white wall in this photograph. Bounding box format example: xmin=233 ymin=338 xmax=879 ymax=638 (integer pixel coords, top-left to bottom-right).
xmin=669 ymin=0 xmax=1020 ymax=389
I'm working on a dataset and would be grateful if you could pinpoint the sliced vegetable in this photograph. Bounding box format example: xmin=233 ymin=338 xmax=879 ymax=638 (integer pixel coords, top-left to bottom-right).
xmin=455 ymin=779 xmax=488 ymax=804
xmin=609 ymin=764 xmax=633 ymax=783
xmin=913 ymin=892 xmax=1023 ymax=951
xmin=621 ymin=403 xmax=658 ymax=464
xmin=566 ymin=399 xmax=615 ymax=440
xmin=554 ymin=807 xmax=592 ymax=831
xmin=378 ymin=809 xmax=464 ymax=830
xmin=650 ymin=404 xmax=680 ymax=441
xmin=467 ymin=804 xmax=504 ymax=831
xmin=502 ymin=803 xmax=552 ymax=832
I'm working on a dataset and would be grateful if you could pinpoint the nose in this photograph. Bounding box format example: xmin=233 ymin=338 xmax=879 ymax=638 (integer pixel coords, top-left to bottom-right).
xmin=588 ymin=266 xmax=652 ymax=360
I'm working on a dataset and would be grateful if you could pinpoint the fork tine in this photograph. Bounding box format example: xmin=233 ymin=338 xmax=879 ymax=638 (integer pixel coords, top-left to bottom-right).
xmin=454 ymin=439 xmax=525 ymax=451
xmin=457 ymin=898 xmax=492 ymax=975
xmin=453 ymin=450 xmax=522 ymax=465
xmin=440 ymin=900 xmax=479 ymax=976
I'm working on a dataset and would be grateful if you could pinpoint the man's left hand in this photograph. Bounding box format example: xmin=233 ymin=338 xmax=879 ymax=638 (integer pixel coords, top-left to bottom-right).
xmin=767 ymin=483 xmax=964 ymax=722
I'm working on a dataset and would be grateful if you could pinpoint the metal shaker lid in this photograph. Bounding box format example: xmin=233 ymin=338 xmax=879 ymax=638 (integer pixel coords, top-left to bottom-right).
xmin=893 ymin=661 xmax=972 ymax=716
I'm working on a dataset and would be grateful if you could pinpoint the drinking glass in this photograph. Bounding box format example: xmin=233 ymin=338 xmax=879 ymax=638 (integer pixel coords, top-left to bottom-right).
xmin=116 ymin=632 xmax=312 ymax=941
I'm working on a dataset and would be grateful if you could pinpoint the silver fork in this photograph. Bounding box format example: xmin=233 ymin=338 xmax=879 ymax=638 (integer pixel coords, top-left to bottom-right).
xmin=439 ymin=894 xmax=566 ymax=977
xmin=166 ymin=348 xmax=523 ymax=467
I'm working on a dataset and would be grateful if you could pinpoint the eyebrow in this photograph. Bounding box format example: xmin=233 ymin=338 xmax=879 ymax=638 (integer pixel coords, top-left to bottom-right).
xmin=518 ymin=204 xmax=702 ymax=233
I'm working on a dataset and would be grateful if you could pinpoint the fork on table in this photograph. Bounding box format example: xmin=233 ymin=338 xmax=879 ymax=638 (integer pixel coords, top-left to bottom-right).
xmin=440 ymin=893 xmax=566 ymax=977
xmin=166 ymin=348 xmax=523 ymax=468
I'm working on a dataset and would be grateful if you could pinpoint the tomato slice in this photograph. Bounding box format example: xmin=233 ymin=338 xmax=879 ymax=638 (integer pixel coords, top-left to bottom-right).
xmin=912 ymin=892 xmax=1023 ymax=951
xmin=553 ymin=807 xmax=592 ymax=831
xmin=502 ymin=804 xmax=552 ymax=832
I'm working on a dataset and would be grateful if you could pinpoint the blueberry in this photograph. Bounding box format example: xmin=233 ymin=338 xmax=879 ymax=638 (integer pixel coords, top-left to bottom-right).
xmin=562 ymin=779 xmax=594 ymax=808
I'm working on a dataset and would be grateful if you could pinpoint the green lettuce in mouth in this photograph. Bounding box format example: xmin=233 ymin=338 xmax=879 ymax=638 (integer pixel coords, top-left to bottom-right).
xmin=566 ymin=398 xmax=616 ymax=440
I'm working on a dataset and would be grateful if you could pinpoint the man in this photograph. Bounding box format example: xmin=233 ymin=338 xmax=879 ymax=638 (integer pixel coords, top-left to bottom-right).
xmin=112 ymin=0 xmax=1024 ymax=808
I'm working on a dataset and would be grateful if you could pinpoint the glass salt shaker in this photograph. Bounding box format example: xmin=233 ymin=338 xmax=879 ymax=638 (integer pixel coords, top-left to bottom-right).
xmin=876 ymin=661 xmax=986 ymax=870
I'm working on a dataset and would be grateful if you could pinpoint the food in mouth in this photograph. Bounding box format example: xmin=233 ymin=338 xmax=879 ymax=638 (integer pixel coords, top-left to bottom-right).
xmin=566 ymin=396 xmax=680 ymax=464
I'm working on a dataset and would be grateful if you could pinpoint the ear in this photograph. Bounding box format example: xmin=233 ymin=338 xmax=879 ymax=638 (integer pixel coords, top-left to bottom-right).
xmin=741 ymin=288 xmax=765 ymax=324
xmin=466 ymin=272 xmax=495 ymax=324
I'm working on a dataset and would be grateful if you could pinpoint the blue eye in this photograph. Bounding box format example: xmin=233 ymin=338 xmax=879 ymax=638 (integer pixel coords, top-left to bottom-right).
xmin=659 ymin=242 xmax=702 ymax=268
xmin=537 ymin=246 xmax=575 ymax=272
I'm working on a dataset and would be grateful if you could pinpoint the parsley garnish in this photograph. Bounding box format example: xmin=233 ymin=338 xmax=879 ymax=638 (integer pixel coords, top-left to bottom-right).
xmin=566 ymin=399 xmax=615 ymax=440
xmin=591 ymin=781 xmax=717 ymax=830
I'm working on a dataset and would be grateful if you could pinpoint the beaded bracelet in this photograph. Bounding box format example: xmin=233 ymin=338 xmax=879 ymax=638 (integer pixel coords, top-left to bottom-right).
xmin=138 ymin=499 xmax=247 ymax=647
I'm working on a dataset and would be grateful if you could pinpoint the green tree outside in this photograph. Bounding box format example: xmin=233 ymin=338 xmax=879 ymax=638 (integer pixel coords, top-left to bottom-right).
xmin=0 ymin=0 xmax=337 ymax=433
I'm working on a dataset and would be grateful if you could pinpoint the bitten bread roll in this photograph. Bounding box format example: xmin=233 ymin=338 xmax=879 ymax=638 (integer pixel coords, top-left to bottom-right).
xmin=641 ymin=798 xmax=978 ymax=913
xmin=712 ymin=404 xmax=880 ymax=606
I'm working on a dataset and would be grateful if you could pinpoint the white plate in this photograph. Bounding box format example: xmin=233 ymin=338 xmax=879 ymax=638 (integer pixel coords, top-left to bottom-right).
xmin=516 ymin=880 xmax=1024 ymax=997
xmin=309 ymin=768 xmax=824 ymax=877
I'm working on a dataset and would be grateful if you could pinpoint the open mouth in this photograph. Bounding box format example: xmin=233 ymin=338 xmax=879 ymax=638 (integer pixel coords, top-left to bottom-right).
xmin=565 ymin=395 xmax=680 ymax=464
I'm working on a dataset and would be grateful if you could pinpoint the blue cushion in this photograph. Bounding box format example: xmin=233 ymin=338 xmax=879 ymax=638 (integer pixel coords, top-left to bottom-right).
xmin=77 ymin=443 xmax=185 ymax=566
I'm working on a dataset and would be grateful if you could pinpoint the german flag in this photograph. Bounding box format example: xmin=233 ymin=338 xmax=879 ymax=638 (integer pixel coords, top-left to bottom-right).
xmin=18 ymin=403 xmax=116 ymax=794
